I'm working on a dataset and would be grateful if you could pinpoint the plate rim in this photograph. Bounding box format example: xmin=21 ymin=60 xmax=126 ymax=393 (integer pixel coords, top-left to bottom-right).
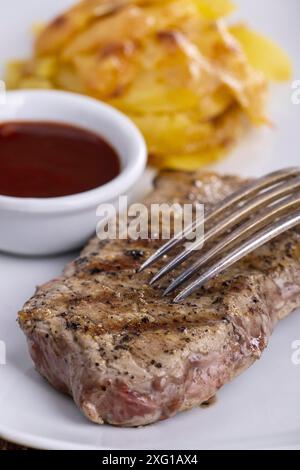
xmin=1 ymin=425 xmax=300 ymax=450
xmin=1 ymin=0 xmax=300 ymax=451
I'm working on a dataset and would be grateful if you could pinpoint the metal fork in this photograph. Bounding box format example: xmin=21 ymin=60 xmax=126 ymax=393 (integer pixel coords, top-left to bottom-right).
xmin=139 ymin=167 xmax=300 ymax=303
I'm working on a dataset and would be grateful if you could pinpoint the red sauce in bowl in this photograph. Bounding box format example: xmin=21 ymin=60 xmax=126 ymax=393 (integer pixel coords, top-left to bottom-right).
xmin=0 ymin=121 xmax=120 ymax=198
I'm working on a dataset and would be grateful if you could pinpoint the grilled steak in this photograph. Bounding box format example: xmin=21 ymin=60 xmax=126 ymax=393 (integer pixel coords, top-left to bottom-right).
xmin=18 ymin=170 xmax=300 ymax=426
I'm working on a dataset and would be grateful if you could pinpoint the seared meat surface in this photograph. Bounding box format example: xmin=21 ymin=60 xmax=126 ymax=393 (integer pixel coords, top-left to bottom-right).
xmin=19 ymin=171 xmax=300 ymax=426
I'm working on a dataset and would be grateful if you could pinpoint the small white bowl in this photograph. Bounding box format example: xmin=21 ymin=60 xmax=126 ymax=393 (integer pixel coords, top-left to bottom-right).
xmin=0 ymin=90 xmax=147 ymax=255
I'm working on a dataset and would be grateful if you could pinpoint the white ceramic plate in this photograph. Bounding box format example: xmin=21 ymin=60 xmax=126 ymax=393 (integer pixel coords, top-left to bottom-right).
xmin=0 ymin=0 xmax=300 ymax=450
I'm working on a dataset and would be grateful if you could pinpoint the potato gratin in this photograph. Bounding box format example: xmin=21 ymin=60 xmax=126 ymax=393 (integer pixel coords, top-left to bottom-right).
xmin=6 ymin=0 xmax=292 ymax=169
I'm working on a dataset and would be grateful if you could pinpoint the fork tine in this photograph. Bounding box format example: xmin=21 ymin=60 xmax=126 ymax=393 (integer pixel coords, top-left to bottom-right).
xmin=139 ymin=215 xmax=204 ymax=273
xmin=150 ymin=175 xmax=300 ymax=285
xmin=173 ymin=209 xmax=300 ymax=303
xmin=148 ymin=232 xmax=205 ymax=286
xmin=139 ymin=167 xmax=300 ymax=272
xmin=164 ymin=192 xmax=300 ymax=295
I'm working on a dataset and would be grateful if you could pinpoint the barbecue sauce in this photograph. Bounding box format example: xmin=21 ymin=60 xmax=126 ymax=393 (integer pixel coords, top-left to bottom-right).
xmin=0 ymin=121 xmax=120 ymax=198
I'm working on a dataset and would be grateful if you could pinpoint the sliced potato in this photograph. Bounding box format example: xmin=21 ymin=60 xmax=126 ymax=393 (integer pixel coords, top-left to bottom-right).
xmin=132 ymin=105 xmax=247 ymax=165
xmin=230 ymin=24 xmax=292 ymax=82
xmin=149 ymin=147 xmax=225 ymax=170
xmin=193 ymin=0 xmax=235 ymax=20
xmin=6 ymin=0 xmax=291 ymax=170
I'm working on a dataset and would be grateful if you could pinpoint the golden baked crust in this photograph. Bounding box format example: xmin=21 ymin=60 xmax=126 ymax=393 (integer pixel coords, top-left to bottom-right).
xmin=7 ymin=0 xmax=268 ymax=167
